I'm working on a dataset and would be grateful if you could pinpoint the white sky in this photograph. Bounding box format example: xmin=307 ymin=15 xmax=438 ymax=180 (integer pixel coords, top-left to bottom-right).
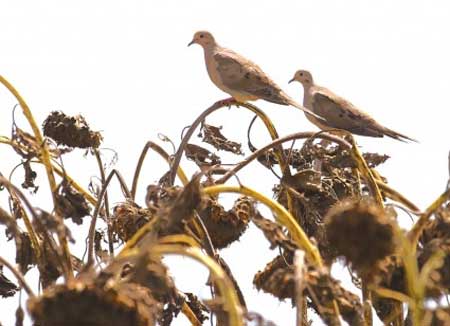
xmin=0 ymin=1 xmax=449 ymax=325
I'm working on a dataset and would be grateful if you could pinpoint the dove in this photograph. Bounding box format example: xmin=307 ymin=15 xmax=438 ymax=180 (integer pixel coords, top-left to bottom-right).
xmin=288 ymin=70 xmax=416 ymax=142
xmin=188 ymin=31 xmax=322 ymax=119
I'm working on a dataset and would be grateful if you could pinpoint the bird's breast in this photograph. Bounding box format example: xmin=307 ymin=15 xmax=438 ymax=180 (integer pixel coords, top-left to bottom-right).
xmin=205 ymin=53 xmax=230 ymax=93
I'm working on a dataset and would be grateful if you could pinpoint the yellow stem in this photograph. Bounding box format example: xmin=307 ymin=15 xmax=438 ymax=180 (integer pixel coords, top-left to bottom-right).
xmin=158 ymin=234 xmax=201 ymax=247
xmin=181 ymin=302 xmax=202 ymax=326
xmin=52 ymin=163 xmax=97 ymax=205
xmin=150 ymin=244 xmax=243 ymax=326
xmin=409 ymin=187 xmax=450 ymax=248
xmin=371 ymin=287 xmax=414 ymax=305
xmin=203 ymin=184 xmax=323 ymax=267
xmin=349 ymin=137 xmax=383 ymax=206
xmin=117 ymin=218 xmax=158 ymax=258
xmin=376 ymin=180 xmax=421 ymax=214
xmin=0 ymin=75 xmax=73 ymax=279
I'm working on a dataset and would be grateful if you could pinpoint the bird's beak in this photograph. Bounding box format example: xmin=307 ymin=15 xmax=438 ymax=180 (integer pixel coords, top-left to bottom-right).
xmin=288 ymin=77 xmax=295 ymax=84
xmin=188 ymin=39 xmax=195 ymax=47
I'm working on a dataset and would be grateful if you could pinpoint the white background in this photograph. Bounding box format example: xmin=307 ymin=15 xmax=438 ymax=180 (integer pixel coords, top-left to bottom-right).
xmin=0 ymin=1 xmax=449 ymax=325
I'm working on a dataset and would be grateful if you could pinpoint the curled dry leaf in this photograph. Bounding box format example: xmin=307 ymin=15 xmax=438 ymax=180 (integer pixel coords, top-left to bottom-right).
xmin=21 ymin=159 xmax=38 ymax=192
xmin=56 ymin=180 xmax=91 ymax=225
xmin=200 ymin=123 xmax=243 ymax=155
xmin=11 ymin=126 xmax=40 ymax=159
xmin=0 ymin=206 xmax=20 ymax=240
xmin=253 ymin=254 xmax=295 ymax=301
xmin=15 ymin=232 xmax=36 ymax=275
xmin=251 ymin=212 xmax=297 ymax=252
xmin=185 ymin=143 xmax=221 ymax=167
xmin=0 ymin=268 xmax=19 ymax=298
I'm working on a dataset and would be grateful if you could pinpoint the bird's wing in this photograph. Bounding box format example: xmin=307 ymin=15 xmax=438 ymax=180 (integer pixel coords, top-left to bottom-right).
xmin=213 ymin=49 xmax=290 ymax=105
xmin=311 ymin=87 xmax=384 ymax=137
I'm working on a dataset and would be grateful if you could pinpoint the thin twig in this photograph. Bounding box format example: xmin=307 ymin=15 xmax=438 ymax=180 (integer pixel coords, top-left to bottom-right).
xmin=0 ymin=176 xmax=65 ymax=279
xmin=131 ymin=141 xmax=189 ymax=199
xmin=169 ymin=99 xmax=288 ymax=185
xmin=86 ymin=169 xmax=131 ymax=267
xmin=409 ymin=187 xmax=450 ymax=248
xmin=217 ymin=132 xmax=351 ymax=184
xmin=0 ymin=256 xmax=35 ymax=297
xmin=93 ymin=149 xmax=114 ymax=256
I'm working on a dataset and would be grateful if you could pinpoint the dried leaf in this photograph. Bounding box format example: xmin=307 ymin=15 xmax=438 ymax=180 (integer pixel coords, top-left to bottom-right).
xmin=200 ymin=124 xmax=243 ymax=155
xmin=252 ymin=212 xmax=297 ymax=252
xmin=0 ymin=268 xmax=19 ymax=298
xmin=21 ymin=159 xmax=38 ymax=192
xmin=185 ymin=143 xmax=221 ymax=166
xmin=56 ymin=180 xmax=91 ymax=225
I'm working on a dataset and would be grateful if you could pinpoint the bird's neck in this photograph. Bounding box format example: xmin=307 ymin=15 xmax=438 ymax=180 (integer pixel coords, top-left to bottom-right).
xmin=302 ymin=82 xmax=313 ymax=92
xmin=202 ymin=42 xmax=219 ymax=55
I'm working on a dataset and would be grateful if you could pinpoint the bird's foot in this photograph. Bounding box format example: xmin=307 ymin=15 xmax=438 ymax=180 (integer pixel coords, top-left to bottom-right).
xmin=216 ymin=97 xmax=237 ymax=109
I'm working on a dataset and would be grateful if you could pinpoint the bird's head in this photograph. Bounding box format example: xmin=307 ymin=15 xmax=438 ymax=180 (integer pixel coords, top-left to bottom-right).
xmin=289 ymin=70 xmax=313 ymax=85
xmin=188 ymin=31 xmax=216 ymax=48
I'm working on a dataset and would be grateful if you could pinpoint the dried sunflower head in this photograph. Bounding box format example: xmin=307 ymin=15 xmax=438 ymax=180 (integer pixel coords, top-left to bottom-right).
xmin=325 ymin=198 xmax=397 ymax=277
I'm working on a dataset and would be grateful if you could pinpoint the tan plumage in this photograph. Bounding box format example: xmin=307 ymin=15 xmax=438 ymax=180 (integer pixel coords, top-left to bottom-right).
xmin=289 ymin=70 xmax=416 ymax=142
xmin=188 ymin=31 xmax=322 ymax=119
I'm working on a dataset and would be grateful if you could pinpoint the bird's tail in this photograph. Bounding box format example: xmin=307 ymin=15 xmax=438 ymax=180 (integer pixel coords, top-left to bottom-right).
xmin=382 ymin=126 xmax=418 ymax=143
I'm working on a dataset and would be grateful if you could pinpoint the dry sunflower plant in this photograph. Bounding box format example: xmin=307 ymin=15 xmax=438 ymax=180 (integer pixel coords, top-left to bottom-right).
xmin=0 ymin=74 xmax=449 ymax=326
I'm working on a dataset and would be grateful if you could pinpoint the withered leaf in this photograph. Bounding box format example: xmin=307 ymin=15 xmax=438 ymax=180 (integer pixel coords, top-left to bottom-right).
xmin=21 ymin=159 xmax=38 ymax=193
xmin=185 ymin=292 xmax=209 ymax=324
xmin=56 ymin=180 xmax=91 ymax=225
xmin=252 ymin=212 xmax=297 ymax=252
xmin=11 ymin=126 xmax=39 ymax=159
xmin=185 ymin=143 xmax=221 ymax=166
xmin=15 ymin=232 xmax=36 ymax=274
xmin=200 ymin=124 xmax=243 ymax=155
xmin=0 ymin=268 xmax=19 ymax=298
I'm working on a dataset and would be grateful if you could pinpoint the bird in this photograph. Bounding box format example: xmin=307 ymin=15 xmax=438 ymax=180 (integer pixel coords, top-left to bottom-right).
xmin=188 ymin=31 xmax=323 ymax=120
xmin=288 ymin=70 xmax=416 ymax=142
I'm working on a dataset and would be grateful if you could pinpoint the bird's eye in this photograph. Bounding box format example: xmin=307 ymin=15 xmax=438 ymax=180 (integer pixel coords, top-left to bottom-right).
xmin=199 ymin=34 xmax=204 ymax=38
xmin=299 ymin=73 xmax=303 ymax=76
